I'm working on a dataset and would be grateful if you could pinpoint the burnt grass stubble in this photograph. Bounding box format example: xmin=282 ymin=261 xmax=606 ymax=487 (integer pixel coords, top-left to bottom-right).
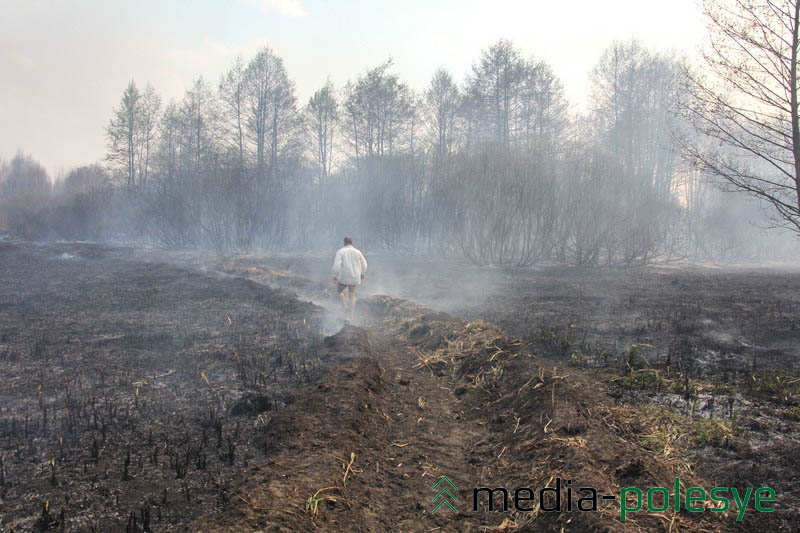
xmin=468 ymin=266 xmax=800 ymax=529
xmin=0 ymin=241 xmax=799 ymax=530
xmin=0 ymin=242 xmax=329 ymax=531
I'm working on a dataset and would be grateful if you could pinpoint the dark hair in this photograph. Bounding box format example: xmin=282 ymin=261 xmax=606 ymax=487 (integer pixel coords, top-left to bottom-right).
xmin=343 ymin=236 xmax=353 ymax=245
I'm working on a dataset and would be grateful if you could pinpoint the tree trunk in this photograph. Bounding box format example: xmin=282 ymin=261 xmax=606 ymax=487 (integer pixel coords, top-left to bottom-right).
xmin=792 ymin=1 xmax=800 ymax=213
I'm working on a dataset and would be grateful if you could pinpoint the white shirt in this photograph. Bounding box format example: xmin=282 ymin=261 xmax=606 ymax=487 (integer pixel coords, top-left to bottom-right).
xmin=331 ymin=245 xmax=367 ymax=285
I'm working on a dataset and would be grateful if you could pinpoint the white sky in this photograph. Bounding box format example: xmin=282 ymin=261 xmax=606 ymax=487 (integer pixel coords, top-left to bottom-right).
xmin=0 ymin=0 xmax=707 ymax=175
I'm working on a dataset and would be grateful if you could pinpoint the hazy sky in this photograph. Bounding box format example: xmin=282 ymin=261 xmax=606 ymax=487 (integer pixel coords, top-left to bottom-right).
xmin=0 ymin=0 xmax=707 ymax=176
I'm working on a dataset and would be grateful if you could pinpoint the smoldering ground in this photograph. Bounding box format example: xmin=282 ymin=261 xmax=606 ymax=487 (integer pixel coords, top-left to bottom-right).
xmin=1 ymin=240 xmax=800 ymax=530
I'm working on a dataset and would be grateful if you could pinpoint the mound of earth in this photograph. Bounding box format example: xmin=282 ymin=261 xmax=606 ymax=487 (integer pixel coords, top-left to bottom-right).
xmin=193 ymin=296 xmax=752 ymax=532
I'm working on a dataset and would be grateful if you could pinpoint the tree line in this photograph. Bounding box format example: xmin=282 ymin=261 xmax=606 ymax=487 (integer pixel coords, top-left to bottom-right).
xmin=3 ymin=0 xmax=800 ymax=264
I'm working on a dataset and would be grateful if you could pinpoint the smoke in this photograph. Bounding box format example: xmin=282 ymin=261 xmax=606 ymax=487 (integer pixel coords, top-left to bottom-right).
xmin=245 ymin=250 xmax=505 ymax=321
xmin=2 ymin=38 xmax=800 ymax=268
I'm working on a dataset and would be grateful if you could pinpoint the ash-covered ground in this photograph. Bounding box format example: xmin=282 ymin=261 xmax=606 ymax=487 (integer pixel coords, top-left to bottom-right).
xmin=1 ymin=241 xmax=798 ymax=531
xmin=0 ymin=241 xmax=326 ymax=531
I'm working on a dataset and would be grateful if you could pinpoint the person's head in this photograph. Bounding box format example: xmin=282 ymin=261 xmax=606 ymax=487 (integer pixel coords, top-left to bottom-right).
xmin=343 ymin=236 xmax=353 ymax=246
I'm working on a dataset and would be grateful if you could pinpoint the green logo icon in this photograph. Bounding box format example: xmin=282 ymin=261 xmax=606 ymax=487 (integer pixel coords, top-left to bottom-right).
xmin=432 ymin=475 xmax=459 ymax=514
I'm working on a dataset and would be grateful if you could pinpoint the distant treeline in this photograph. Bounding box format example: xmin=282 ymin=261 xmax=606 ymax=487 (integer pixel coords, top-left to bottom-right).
xmin=0 ymin=39 xmax=793 ymax=264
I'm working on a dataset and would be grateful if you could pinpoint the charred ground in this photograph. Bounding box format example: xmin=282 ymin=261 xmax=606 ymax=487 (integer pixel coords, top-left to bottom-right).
xmin=0 ymin=242 xmax=798 ymax=531
xmin=0 ymin=242 xmax=326 ymax=531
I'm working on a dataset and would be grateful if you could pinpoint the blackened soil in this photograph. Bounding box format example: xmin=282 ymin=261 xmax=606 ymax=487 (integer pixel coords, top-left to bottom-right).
xmin=2 ymin=241 xmax=798 ymax=531
xmin=0 ymin=242 xmax=325 ymax=531
xmin=193 ymin=299 xmax=752 ymax=532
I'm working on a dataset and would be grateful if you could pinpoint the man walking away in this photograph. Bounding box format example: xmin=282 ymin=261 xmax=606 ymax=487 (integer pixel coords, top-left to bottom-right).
xmin=331 ymin=236 xmax=367 ymax=319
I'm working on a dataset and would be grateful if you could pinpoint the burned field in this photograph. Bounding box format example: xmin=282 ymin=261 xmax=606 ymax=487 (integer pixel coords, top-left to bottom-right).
xmin=0 ymin=242 xmax=325 ymax=531
xmin=468 ymin=265 xmax=800 ymax=530
xmin=0 ymin=242 xmax=799 ymax=531
xmin=183 ymin=253 xmax=800 ymax=530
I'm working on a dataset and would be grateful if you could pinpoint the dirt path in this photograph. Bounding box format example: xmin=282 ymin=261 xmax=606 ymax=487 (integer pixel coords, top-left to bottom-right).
xmin=356 ymin=334 xmax=496 ymax=531
xmin=191 ymin=319 xmax=501 ymax=532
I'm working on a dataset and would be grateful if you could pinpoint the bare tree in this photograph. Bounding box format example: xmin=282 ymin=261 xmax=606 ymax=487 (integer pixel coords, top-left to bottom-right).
xmin=686 ymin=0 xmax=800 ymax=232
xmin=0 ymin=151 xmax=51 ymax=238
xmin=0 ymin=151 xmax=50 ymax=199
xmin=155 ymin=101 xmax=181 ymax=182
xmin=464 ymin=39 xmax=526 ymax=146
xmin=244 ymin=47 xmax=299 ymax=191
xmin=306 ymin=79 xmax=338 ymax=185
xmin=136 ymin=84 xmax=161 ymax=193
xmin=106 ymin=81 xmax=141 ymax=191
xmin=219 ymin=55 xmax=248 ymax=171
xmin=245 ymin=47 xmax=280 ymax=188
xmin=105 ymin=81 xmax=161 ymax=193
xmin=588 ymin=40 xmax=687 ymax=264
xmin=448 ymin=145 xmax=559 ymax=266
xmin=425 ymin=68 xmax=461 ymax=169
xmin=517 ymin=59 xmax=568 ymax=153
xmin=178 ymin=77 xmax=218 ymax=175
xmin=60 ymin=164 xmax=109 ymax=196
xmin=342 ymin=60 xmax=414 ymax=161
